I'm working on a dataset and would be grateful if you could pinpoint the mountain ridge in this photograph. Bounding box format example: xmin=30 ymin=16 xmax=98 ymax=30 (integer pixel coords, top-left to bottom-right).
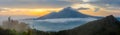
xmin=56 ymin=15 xmax=120 ymax=35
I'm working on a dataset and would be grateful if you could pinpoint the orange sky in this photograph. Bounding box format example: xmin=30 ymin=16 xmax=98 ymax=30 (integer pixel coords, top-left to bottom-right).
xmin=0 ymin=8 xmax=61 ymax=17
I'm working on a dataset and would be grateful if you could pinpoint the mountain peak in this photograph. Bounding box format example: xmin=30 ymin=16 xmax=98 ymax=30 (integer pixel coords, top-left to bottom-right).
xmin=64 ymin=7 xmax=73 ymax=9
xmin=62 ymin=7 xmax=75 ymax=11
xmin=105 ymin=15 xmax=115 ymax=19
xmin=101 ymin=15 xmax=118 ymax=22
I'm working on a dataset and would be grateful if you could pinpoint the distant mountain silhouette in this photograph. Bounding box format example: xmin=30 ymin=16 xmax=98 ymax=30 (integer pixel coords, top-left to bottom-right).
xmin=57 ymin=15 xmax=120 ymax=35
xmin=35 ymin=7 xmax=95 ymax=19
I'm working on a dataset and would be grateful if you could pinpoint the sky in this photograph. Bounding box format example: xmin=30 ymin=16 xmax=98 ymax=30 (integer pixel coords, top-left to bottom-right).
xmin=0 ymin=0 xmax=120 ymax=17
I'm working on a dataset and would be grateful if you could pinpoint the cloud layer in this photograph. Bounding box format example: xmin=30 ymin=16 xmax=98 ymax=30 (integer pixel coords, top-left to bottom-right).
xmin=0 ymin=0 xmax=119 ymax=9
xmin=0 ymin=0 xmax=73 ymax=8
xmin=89 ymin=0 xmax=120 ymax=9
xmin=21 ymin=18 xmax=97 ymax=31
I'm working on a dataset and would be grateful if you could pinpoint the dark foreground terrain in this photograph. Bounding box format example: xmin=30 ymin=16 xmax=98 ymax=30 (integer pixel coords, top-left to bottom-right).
xmin=1 ymin=15 xmax=120 ymax=35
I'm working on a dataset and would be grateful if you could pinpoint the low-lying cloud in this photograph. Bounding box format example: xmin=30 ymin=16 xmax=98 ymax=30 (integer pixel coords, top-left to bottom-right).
xmin=22 ymin=18 xmax=97 ymax=31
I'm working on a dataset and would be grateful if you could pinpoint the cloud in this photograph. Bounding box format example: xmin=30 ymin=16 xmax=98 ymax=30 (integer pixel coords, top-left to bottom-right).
xmin=60 ymin=0 xmax=83 ymax=3
xmin=34 ymin=18 xmax=96 ymax=23
xmin=0 ymin=0 xmax=119 ymax=9
xmin=23 ymin=18 xmax=97 ymax=31
xmin=77 ymin=7 xmax=89 ymax=10
xmin=0 ymin=0 xmax=73 ymax=8
xmin=94 ymin=8 xmax=100 ymax=12
xmin=0 ymin=8 xmax=10 ymax=12
xmin=88 ymin=0 xmax=120 ymax=9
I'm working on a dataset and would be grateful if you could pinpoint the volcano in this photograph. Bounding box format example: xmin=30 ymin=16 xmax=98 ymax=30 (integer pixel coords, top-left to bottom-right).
xmin=36 ymin=7 xmax=94 ymax=19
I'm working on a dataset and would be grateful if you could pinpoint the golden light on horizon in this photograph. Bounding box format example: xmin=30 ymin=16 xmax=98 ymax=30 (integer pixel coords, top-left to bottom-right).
xmin=27 ymin=11 xmax=50 ymax=16
xmin=0 ymin=8 xmax=61 ymax=16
